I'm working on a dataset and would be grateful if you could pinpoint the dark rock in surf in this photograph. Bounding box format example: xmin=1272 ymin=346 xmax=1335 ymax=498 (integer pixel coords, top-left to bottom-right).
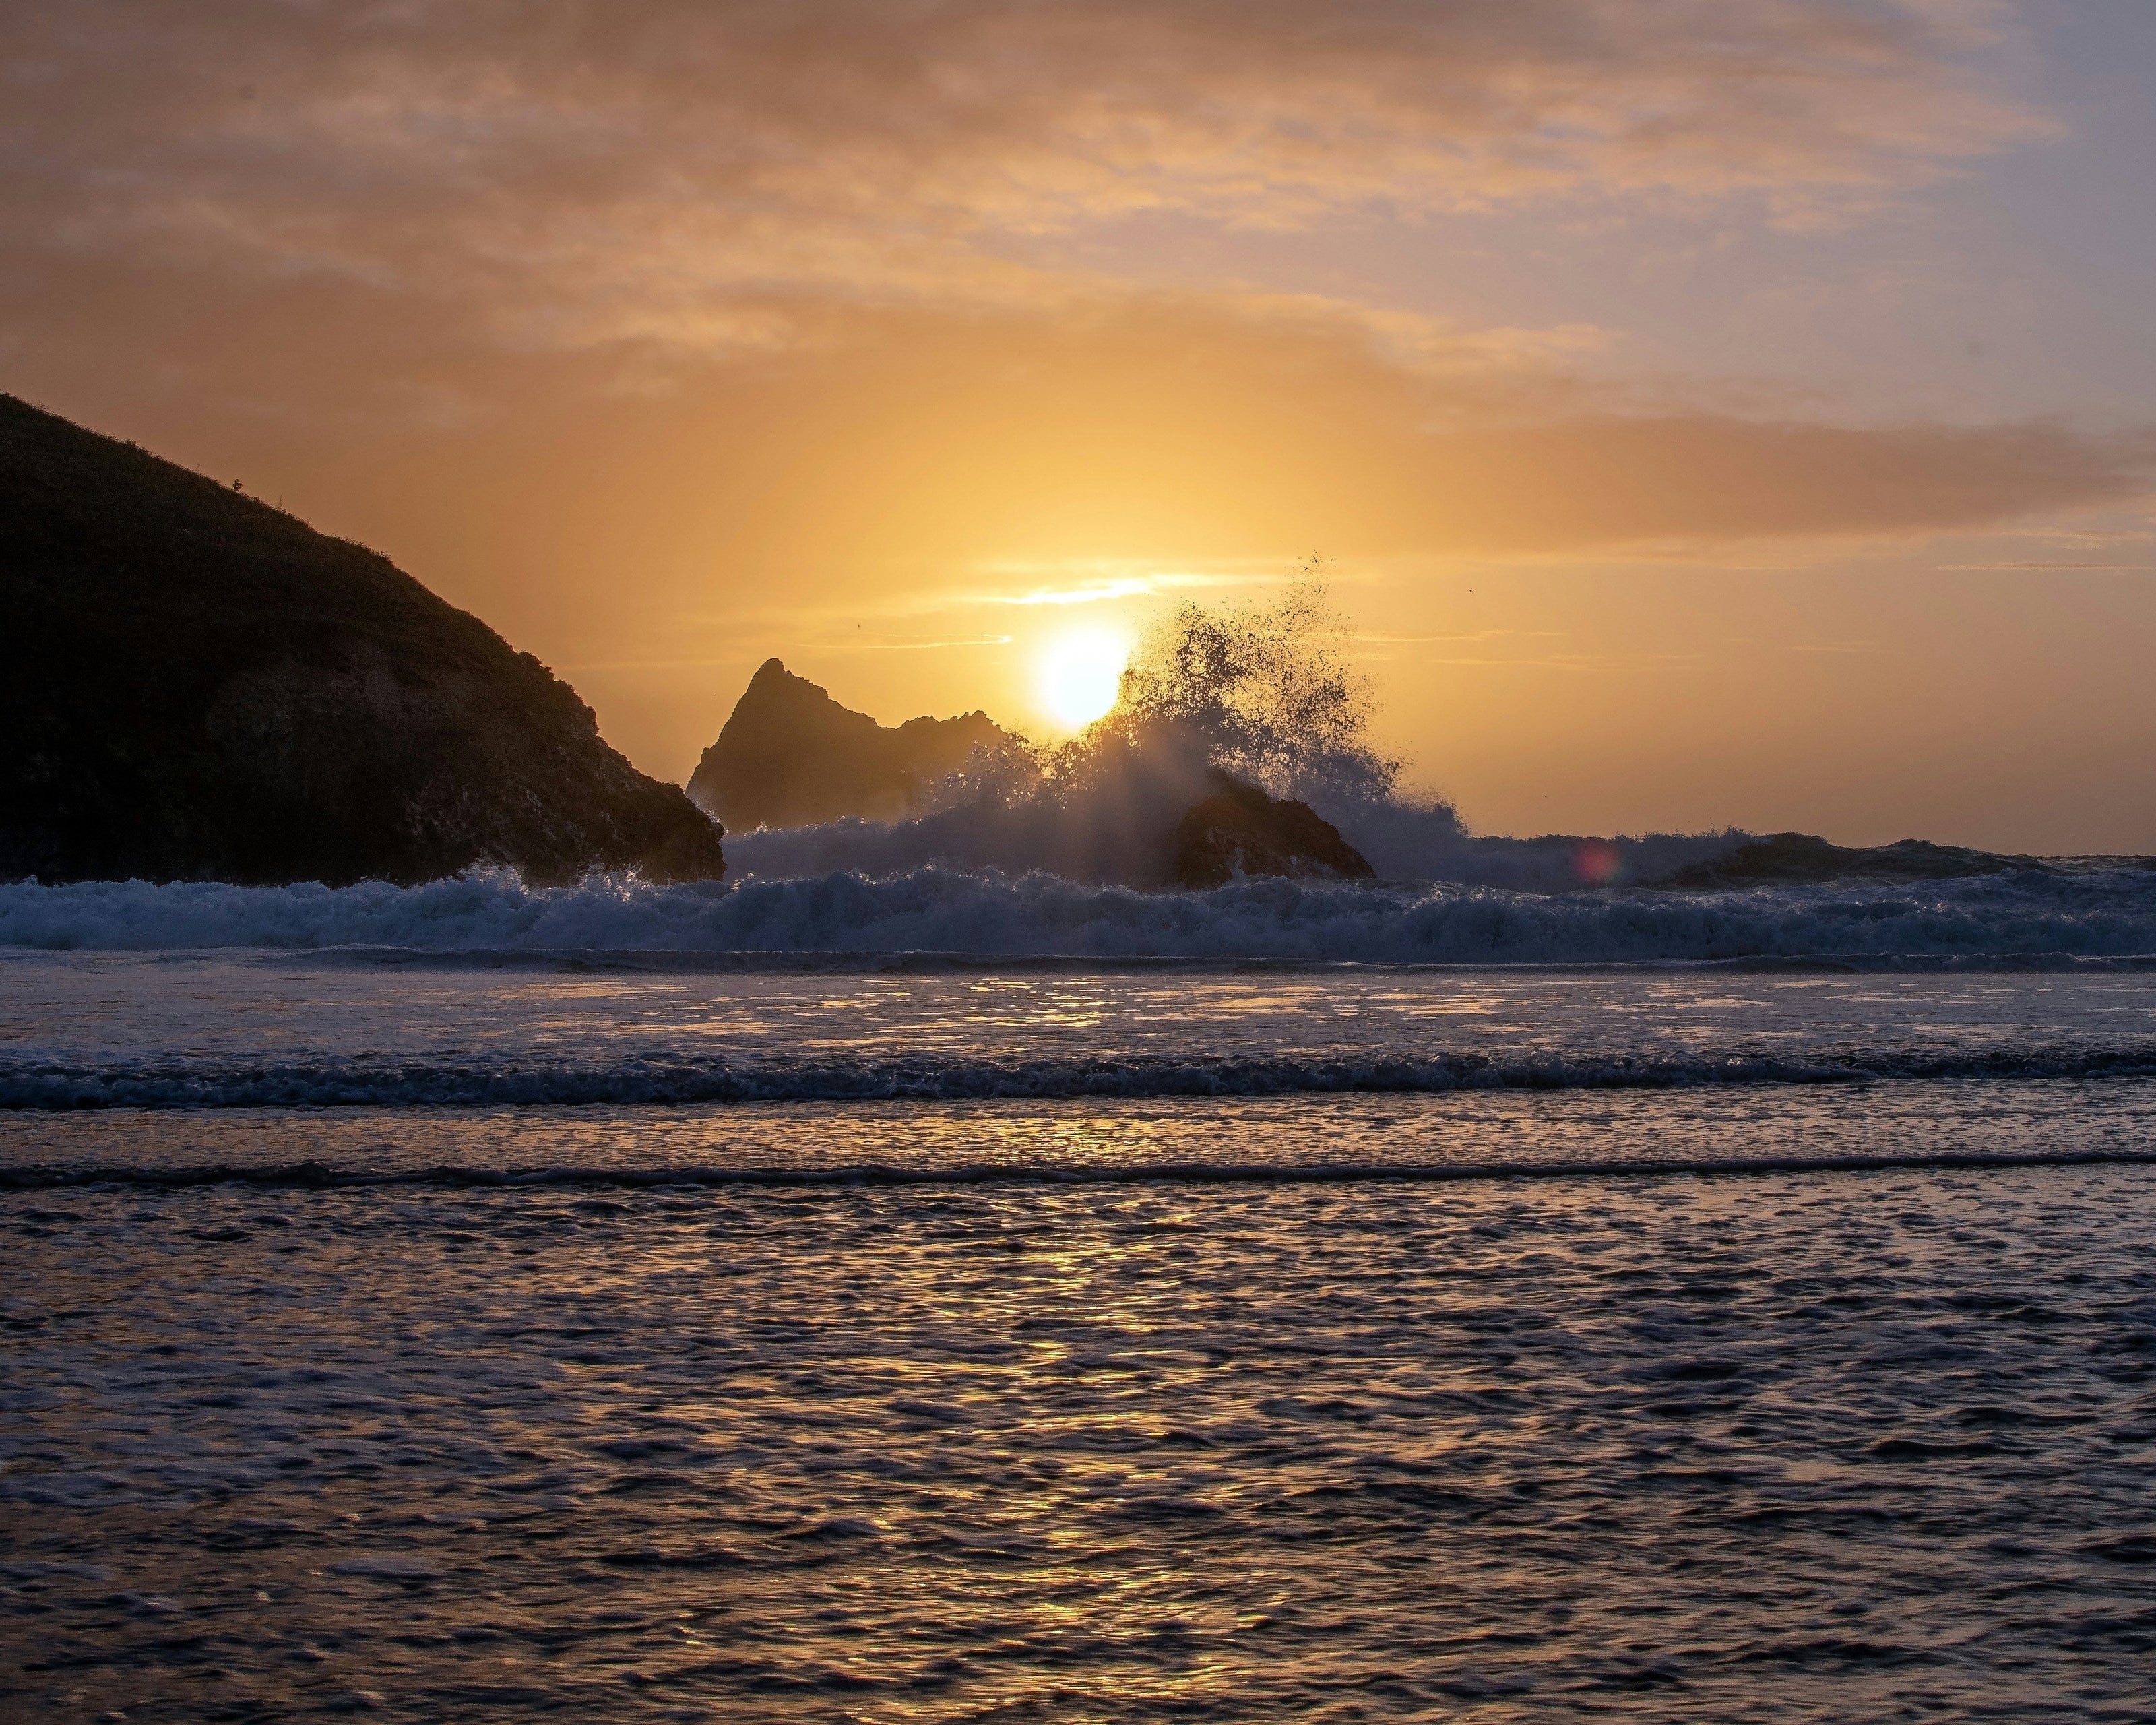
xmin=689 ymin=658 xmax=1017 ymax=831
xmin=0 ymin=394 xmax=723 ymax=886
xmin=1170 ymin=772 xmax=1376 ymax=889
xmin=1650 ymin=832 xmax=2046 ymax=889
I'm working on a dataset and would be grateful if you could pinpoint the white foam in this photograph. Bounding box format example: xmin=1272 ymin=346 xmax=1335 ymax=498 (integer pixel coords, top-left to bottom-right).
xmin=4 ymin=866 xmax=2155 ymax=964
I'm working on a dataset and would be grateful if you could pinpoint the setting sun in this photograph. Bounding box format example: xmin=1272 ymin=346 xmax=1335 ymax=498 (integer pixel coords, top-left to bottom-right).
xmin=1038 ymin=629 xmax=1129 ymax=731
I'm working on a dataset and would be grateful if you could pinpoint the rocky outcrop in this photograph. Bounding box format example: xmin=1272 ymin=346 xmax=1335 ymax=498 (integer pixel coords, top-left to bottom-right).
xmin=1650 ymin=832 xmax=2041 ymax=889
xmin=0 ymin=394 xmax=723 ymax=885
xmin=1170 ymin=772 xmax=1376 ymax=889
xmin=689 ymin=658 xmax=1017 ymax=831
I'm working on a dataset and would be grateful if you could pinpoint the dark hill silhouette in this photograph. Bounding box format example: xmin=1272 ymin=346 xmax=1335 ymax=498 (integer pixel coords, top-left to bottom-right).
xmin=0 ymin=394 xmax=722 ymax=885
xmin=689 ymin=659 xmax=1015 ymax=830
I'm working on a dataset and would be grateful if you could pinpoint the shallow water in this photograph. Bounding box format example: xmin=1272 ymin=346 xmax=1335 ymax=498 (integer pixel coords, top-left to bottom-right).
xmin=5 ymin=958 xmax=2156 ymax=1720
xmin=6 ymin=957 xmax=2156 ymax=1116
xmin=9 ymin=1169 xmax=2156 ymax=1722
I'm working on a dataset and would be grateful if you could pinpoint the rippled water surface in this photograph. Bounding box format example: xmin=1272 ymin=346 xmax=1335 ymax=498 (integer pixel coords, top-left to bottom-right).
xmin=10 ymin=1170 xmax=2156 ymax=1722
xmin=5 ymin=959 xmax=2156 ymax=1720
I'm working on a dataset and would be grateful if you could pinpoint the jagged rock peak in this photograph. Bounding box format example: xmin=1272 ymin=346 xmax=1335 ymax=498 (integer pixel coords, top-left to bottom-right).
xmin=689 ymin=660 xmax=1017 ymax=832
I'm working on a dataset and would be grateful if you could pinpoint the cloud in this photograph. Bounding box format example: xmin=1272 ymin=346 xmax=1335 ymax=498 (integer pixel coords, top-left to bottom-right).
xmin=971 ymin=573 xmax=1262 ymax=607
xmin=2 ymin=0 xmax=2136 ymax=608
xmin=1933 ymin=561 xmax=2153 ymax=572
xmin=12 ymin=266 xmax=2143 ymax=594
xmin=1405 ymin=414 xmax=2156 ymax=550
xmin=3 ymin=0 xmax=2048 ymax=354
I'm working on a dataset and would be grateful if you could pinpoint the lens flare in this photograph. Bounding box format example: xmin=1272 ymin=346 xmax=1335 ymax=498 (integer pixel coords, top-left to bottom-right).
xmin=1038 ymin=630 xmax=1128 ymax=730
xmin=1574 ymin=840 xmax=1626 ymax=885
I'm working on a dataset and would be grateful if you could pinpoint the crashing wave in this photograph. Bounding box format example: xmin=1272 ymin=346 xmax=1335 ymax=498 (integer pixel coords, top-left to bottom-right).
xmin=3 ymin=865 xmax=2155 ymax=964
xmin=720 ymin=583 xmax=1451 ymax=888
xmin=705 ymin=584 xmax=1750 ymax=888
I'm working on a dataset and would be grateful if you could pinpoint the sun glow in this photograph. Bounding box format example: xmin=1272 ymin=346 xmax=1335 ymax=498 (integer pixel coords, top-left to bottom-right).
xmin=1038 ymin=629 xmax=1129 ymax=730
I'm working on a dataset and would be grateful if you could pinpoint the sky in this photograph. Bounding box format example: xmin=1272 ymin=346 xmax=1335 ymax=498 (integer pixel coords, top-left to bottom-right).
xmin=5 ymin=0 xmax=2153 ymax=850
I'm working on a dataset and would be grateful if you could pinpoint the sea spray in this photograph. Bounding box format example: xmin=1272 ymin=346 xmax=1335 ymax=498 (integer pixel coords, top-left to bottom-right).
xmin=729 ymin=584 xmax=1749 ymax=887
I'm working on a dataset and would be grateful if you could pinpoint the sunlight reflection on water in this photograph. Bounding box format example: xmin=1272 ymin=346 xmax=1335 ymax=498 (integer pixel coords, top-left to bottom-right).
xmin=5 ymin=964 xmax=2156 ymax=1718
xmin=6 ymin=1165 xmax=2156 ymax=1720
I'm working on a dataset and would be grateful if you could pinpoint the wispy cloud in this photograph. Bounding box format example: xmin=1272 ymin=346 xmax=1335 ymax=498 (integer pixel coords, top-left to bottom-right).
xmin=1404 ymin=652 xmax=1707 ymax=672
xmin=1349 ymin=630 xmax=1567 ymax=646
xmin=1932 ymin=561 xmax=2153 ymax=571
xmin=970 ymin=573 xmax=1265 ymax=608
xmin=818 ymin=635 xmax=1016 ymax=653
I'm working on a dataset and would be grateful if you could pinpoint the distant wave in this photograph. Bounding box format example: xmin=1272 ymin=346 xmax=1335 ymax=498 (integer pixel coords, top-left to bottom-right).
xmin=5 ymin=1042 xmax=2154 ymax=1110
xmin=5 ymin=866 xmax=2156 ymax=966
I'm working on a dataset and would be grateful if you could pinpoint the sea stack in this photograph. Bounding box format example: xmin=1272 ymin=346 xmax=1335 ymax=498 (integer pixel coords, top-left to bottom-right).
xmin=1169 ymin=771 xmax=1376 ymax=889
xmin=689 ymin=658 xmax=1015 ymax=830
xmin=0 ymin=394 xmax=723 ymax=886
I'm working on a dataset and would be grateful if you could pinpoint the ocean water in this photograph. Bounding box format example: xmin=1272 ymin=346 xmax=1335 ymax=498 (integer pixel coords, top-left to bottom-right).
xmin=6 ymin=869 xmax=2156 ymax=1721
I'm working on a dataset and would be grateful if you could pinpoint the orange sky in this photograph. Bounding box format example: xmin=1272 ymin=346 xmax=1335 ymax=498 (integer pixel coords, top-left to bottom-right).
xmin=5 ymin=0 xmax=2154 ymax=848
